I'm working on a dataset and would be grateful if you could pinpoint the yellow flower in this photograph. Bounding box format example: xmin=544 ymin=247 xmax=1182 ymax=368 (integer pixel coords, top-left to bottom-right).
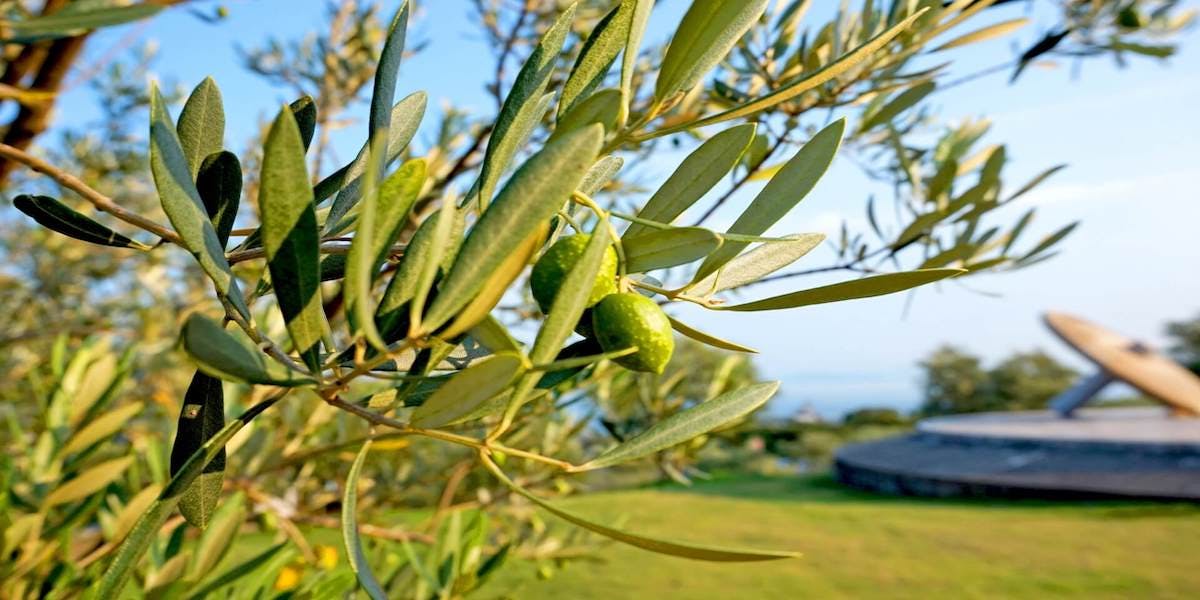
xmin=273 ymin=565 xmax=302 ymax=591
xmin=315 ymin=544 xmax=339 ymax=570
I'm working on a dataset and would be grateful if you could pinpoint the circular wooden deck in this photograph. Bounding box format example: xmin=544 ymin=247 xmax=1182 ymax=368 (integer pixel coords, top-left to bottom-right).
xmin=835 ymin=407 xmax=1200 ymax=501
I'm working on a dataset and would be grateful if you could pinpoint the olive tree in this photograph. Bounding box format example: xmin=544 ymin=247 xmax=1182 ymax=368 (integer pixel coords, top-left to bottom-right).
xmin=0 ymin=0 xmax=1192 ymax=597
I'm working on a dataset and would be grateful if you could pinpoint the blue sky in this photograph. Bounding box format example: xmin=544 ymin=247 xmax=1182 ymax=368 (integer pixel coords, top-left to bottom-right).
xmin=54 ymin=1 xmax=1200 ymax=418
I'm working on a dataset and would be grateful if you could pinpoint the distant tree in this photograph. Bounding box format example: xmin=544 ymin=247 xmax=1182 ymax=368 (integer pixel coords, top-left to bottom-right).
xmin=1166 ymin=313 xmax=1200 ymax=374
xmin=917 ymin=346 xmax=1075 ymax=416
xmin=842 ymin=407 xmax=907 ymax=427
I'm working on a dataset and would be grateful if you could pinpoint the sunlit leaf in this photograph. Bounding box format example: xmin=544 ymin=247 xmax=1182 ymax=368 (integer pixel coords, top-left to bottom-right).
xmin=411 ymin=353 xmax=527 ymax=428
xmin=409 ymin=196 xmax=460 ymax=337
xmin=1019 ymin=221 xmax=1078 ymax=262
xmin=469 ymin=316 xmax=523 ymax=354
xmin=186 ymin=492 xmax=245 ymax=578
xmin=623 ymin=227 xmax=721 ymax=273
xmin=718 ymin=269 xmax=964 ymax=312
xmin=693 ymin=119 xmax=844 ymax=282
xmin=689 ymin=233 xmax=824 ymax=294
xmin=655 ymin=0 xmax=769 ymax=103
xmin=149 ymin=84 xmax=249 ymax=319
xmin=624 ymin=123 xmax=756 ymax=239
xmin=441 ymin=221 xmax=548 ymax=340
xmin=260 ymin=106 xmax=326 ymax=369
xmin=668 ymin=317 xmax=757 ymax=353
xmin=931 ymin=18 xmax=1029 ymax=53
xmin=530 ymin=224 xmax=613 ymax=365
xmin=183 ymin=542 xmax=287 ymax=600
xmin=13 ymin=195 xmax=149 ymax=250
xmin=376 ymin=205 xmax=464 ymax=341
xmin=423 ymin=125 xmax=603 ymax=333
xmin=618 ymin=0 xmax=653 ymax=125
xmin=60 ymin=401 xmax=143 ymax=456
xmin=342 ymin=441 xmax=387 ymax=600
xmin=859 ymin=80 xmax=935 ymax=132
xmin=559 ymin=1 xmax=635 ymax=119
xmin=2 ymin=4 xmax=162 ymax=41
xmin=477 ymin=3 xmax=576 ymax=207
xmin=44 ymin=456 xmax=133 ymax=507
xmin=553 ymin=88 xmax=622 ymax=139
xmin=177 ymin=77 xmax=225 ymax=178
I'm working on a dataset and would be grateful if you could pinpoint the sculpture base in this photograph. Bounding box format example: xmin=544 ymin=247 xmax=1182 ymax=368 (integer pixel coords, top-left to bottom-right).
xmin=835 ymin=407 xmax=1200 ymax=501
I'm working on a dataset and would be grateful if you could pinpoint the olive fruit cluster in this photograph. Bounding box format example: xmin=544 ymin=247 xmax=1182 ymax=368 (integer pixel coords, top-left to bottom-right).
xmin=530 ymin=234 xmax=674 ymax=373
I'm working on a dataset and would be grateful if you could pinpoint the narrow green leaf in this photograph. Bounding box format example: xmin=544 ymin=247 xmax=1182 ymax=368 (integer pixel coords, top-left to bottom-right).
xmin=689 ymin=233 xmax=824 ymax=294
xmin=584 ymin=382 xmax=778 ymax=469
xmin=375 ymin=206 xmax=464 ymax=341
xmin=484 ymin=456 xmax=797 ymax=561
xmin=580 ymin=155 xmax=624 ymax=196
xmin=289 ymin=96 xmax=318 ymax=151
xmin=530 ymin=223 xmax=613 ymax=365
xmin=170 ymin=371 xmax=226 ymax=528
xmin=1003 ymin=208 xmax=1035 ymax=255
xmin=180 ymin=314 xmax=315 ymax=387
xmin=931 ymin=18 xmax=1029 ymax=52
xmin=44 ymin=456 xmax=133 ymax=507
xmin=1020 ymin=221 xmax=1078 ymax=262
xmin=411 ymin=353 xmax=526 ymax=428
xmin=177 ymin=77 xmax=225 ymax=179
xmin=95 ymin=395 xmax=283 ymax=600
xmin=623 ymin=227 xmax=721 ymax=273
xmin=13 ymin=195 xmax=148 ymax=250
xmin=423 ymin=125 xmax=604 ymax=333
xmin=655 ymin=0 xmax=770 ymax=102
xmin=618 ymin=0 xmax=653 ymax=126
xmin=260 ymin=105 xmax=326 ymax=370
xmin=186 ymin=492 xmax=246 ymax=578
xmin=196 ymin=151 xmax=241 ymax=248
xmin=343 ymin=441 xmax=387 ymax=600
xmin=694 ymin=119 xmax=845 ymax=282
xmin=719 ymin=269 xmax=964 ymax=312
xmin=3 ymin=4 xmax=162 ymax=41
xmin=325 ymin=91 xmax=428 ymax=229
xmin=60 ymin=402 xmax=144 ymax=456
xmin=409 ymin=197 xmax=459 ymax=336
xmin=859 ymin=81 xmax=935 ymax=132
xmin=668 ymin=317 xmax=757 ymax=353
xmin=553 ymin=88 xmax=622 ymax=140
xmin=624 ymin=123 xmax=757 ymax=239
xmin=469 ymin=316 xmax=523 ymax=354
xmin=1006 ymin=164 xmax=1067 ymax=203
xmin=183 ymin=542 xmax=287 ymax=600
xmin=149 ymin=85 xmax=249 ymax=319
xmin=368 ymin=1 xmax=410 ymax=148
xmin=648 ymin=10 xmax=927 ymax=137
xmin=559 ymin=1 xmax=634 ymax=119
xmin=477 ymin=3 xmax=576 ymax=207
xmin=345 ymin=159 xmax=427 ymax=344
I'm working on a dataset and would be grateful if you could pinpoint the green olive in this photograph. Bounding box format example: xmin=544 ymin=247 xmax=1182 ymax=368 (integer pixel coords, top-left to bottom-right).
xmin=592 ymin=292 xmax=675 ymax=374
xmin=530 ymin=234 xmax=617 ymax=314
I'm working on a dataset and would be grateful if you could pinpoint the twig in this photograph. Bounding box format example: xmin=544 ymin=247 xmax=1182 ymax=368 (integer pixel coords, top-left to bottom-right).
xmin=0 ymin=143 xmax=183 ymax=244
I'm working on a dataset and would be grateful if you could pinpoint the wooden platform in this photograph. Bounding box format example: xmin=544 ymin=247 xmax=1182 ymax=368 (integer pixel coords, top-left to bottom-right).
xmin=835 ymin=408 xmax=1200 ymax=501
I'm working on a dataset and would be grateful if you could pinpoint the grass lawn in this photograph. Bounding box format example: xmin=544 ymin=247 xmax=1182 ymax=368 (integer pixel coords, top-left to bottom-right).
xmin=484 ymin=474 xmax=1200 ymax=599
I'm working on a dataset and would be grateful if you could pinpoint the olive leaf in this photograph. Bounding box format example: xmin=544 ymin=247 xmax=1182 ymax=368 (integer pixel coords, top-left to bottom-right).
xmin=180 ymin=314 xmax=315 ymax=387
xmin=1019 ymin=222 xmax=1079 ymax=263
xmin=688 ymin=233 xmax=824 ymax=294
xmin=149 ymin=84 xmax=250 ymax=319
xmin=177 ymin=77 xmax=225 ymax=178
xmin=3 ymin=3 xmax=162 ymax=42
xmin=559 ymin=1 xmax=635 ymax=119
xmin=624 ymin=123 xmax=756 ymax=239
xmin=483 ymin=455 xmax=797 ymax=562
xmin=649 ymin=10 xmax=928 ymax=137
xmin=13 ymin=195 xmax=149 ymax=250
xmin=95 ymin=394 xmax=284 ymax=599
xmin=441 ymin=221 xmax=548 ymax=340
xmin=170 ymin=371 xmax=226 ymax=528
xmin=409 ymin=197 xmax=460 ymax=338
xmin=618 ymin=0 xmax=653 ymax=125
xmin=694 ymin=119 xmax=845 ymax=282
xmin=580 ymin=155 xmax=624 ymax=196
xmin=259 ymin=106 xmax=326 ymax=369
xmin=343 ymin=441 xmax=387 ymax=600
xmin=375 ymin=205 xmax=463 ymax=342
xmin=553 ymin=88 xmax=622 ymax=140
xmin=181 ymin=542 xmax=288 ymax=600
xmin=422 ymin=125 xmax=604 ymax=334
xmin=931 ymin=18 xmax=1030 ymax=53
xmin=59 ymin=401 xmax=144 ymax=456
xmin=477 ymin=3 xmax=576 ymax=207
xmin=582 ymin=382 xmax=779 ymax=469
xmin=44 ymin=456 xmax=134 ymax=507
xmin=345 ymin=158 xmax=426 ymax=343
xmin=859 ymin=81 xmax=935 ymax=133
xmin=411 ymin=353 xmax=527 ymax=428
xmin=718 ymin=269 xmax=964 ymax=312
xmin=655 ymin=0 xmax=770 ymax=103
xmin=468 ymin=316 xmax=523 ymax=354
xmin=196 ymin=151 xmax=241 ymax=249
xmin=623 ymin=227 xmax=721 ymax=273
xmin=289 ymin=95 xmax=318 ymax=151
xmin=324 ymin=91 xmax=427 ymax=230
xmin=668 ymin=317 xmax=757 ymax=354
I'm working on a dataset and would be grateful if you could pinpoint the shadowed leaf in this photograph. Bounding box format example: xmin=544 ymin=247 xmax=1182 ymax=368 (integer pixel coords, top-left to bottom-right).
xmin=342 ymin=441 xmax=387 ymax=600
xmin=411 ymin=353 xmax=526 ymax=428
xmin=14 ymin=195 xmax=148 ymax=250
xmin=170 ymin=371 xmax=225 ymax=528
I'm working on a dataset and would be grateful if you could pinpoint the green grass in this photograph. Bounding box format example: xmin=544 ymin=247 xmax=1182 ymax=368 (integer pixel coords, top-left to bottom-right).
xmin=484 ymin=474 xmax=1200 ymax=599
